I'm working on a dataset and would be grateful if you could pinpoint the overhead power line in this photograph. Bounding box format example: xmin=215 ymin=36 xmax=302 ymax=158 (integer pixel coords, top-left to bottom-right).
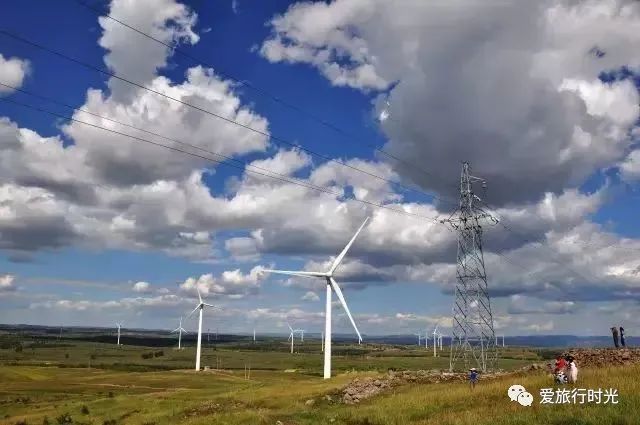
xmin=72 ymin=0 xmax=459 ymax=198
xmin=0 ymin=81 xmax=418 ymax=207
xmin=0 ymin=29 xmax=456 ymax=210
xmin=0 ymin=96 xmax=442 ymax=224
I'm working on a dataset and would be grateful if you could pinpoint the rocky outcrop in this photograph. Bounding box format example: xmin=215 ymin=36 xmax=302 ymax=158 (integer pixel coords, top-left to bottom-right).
xmin=340 ymin=369 xmax=510 ymax=404
xmin=561 ymin=348 xmax=640 ymax=368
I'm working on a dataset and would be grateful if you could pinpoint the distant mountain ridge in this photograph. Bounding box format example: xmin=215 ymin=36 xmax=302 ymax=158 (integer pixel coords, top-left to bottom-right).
xmin=1 ymin=323 xmax=634 ymax=348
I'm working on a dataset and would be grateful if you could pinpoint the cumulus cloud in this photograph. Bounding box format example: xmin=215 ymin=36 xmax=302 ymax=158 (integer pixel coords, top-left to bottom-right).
xmin=132 ymin=281 xmax=151 ymax=293
xmin=179 ymin=265 xmax=266 ymax=298
xmin=619 ymin=149 xmax=640 ymax=181
xmin=0 ymin=274 xmax=16 ymax=292
xmin=261 ymin=0 xmax=640 ymax=205
xmin=301 ymin=291 xmax=320 ymax=301
xmin=507 ymin=295 xmax=579 ymax=315
xmin=0 ymin=54 xmax=30 ymax=95
xmin=99 ymin=0 xmax=199 ymax=101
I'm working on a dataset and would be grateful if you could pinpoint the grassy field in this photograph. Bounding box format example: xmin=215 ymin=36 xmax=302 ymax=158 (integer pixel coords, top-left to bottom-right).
xmin=0 ymin=338 xmax=539 ymax=375
xmin=3 ymin=337 xmax=634 ymax=425
xmin=1 ymin=363 xmax=638 ymax=425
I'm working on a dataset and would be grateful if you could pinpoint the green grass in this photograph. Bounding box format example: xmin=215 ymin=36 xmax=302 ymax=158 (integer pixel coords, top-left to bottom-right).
xmin=1 ymin=364 xmax=638 ymax=424
xmin=4 ymin=339 xmax=602 ymax=424
xmin=0 ymin=339 xmax=535 ymax=375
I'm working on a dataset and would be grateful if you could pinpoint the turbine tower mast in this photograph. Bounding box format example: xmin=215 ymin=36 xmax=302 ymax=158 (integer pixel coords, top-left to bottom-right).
xmin=441 ymin=162 xmax=498 ymax=372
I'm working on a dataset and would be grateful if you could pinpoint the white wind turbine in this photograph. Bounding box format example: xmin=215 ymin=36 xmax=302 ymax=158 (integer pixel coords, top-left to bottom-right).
xmin=262 ymin=217 xmax=369 ymax=379
xmin=433 ymin=324 xmax=440 ymax=357
xmin=188 ymin=287 xmax=217 ymax=371
xmin=171 ymin=317 xmax=188 ymax=350
xmin=414 ymin=332 xmax=422 ymax=346
xmin=287 ymin=323 xmax=296 ymax=354
xmin=116 ymin=322 xmax=123 ymax=346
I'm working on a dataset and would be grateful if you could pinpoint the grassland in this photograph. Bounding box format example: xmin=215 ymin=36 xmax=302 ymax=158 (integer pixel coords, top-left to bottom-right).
xmin=2 ymin=337 xmax=636 ymax=425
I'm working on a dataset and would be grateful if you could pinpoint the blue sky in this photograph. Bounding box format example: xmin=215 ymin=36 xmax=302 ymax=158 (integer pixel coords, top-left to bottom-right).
xmin=0 ymin=0 xmax=639 ymax=337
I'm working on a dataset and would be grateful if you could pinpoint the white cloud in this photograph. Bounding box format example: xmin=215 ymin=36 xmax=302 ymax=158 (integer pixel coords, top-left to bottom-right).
xmin=0 ymin=274 xmax=16 ymax=292
xmin=0 ymin=54 xmax=30 ymax=95
xmin=301 ymin=291 xmax=320 ymax=301
xmin=179 ymin=265 xmax=266 ymax=298
xmin=132 ymin=281 xmax=151 ymax=293
xmin=261 ymin=0 xmax=640 ymax=205
xmin=99 ymin=0 xmax=199 ymax=101
xmin=619 ymin=149 xmax=640 ymax=181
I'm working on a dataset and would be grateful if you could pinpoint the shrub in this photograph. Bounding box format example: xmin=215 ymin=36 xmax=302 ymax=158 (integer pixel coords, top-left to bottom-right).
xmin=14 ymin=345 xmax=23 ymax=353
xmin=42 ymin=417 xmax=50 ymax=425
xmin=55 ymin=413 xmax=72 ymax=424
xmin=153 ymin=350 xmax=164 ymax=358
xmin=107 ymin=391 xmax=114 ymax=398
xmin=13 ymin=420 xmax=28 ymax=425
xmin=80 ymin=405 xmax=89 ymax=414
xmin=102 ymin=419 xmax=118 ymax=425
xmin=64 ymin=353 xmax=69 ymax=359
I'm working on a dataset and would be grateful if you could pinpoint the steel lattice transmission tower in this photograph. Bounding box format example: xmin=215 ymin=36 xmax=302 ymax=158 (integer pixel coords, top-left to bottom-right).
xmin=441 ymin=162 xmax=499 ymax=372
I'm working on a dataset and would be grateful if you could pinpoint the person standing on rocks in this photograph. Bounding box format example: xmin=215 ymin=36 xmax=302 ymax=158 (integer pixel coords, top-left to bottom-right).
xmin=620 ymin=326 xmax=626 ymax=347
xmin=611 ymin=327 xmax=620 ymax=348
xmin=469 ymin=368 xmax=478 ymax=390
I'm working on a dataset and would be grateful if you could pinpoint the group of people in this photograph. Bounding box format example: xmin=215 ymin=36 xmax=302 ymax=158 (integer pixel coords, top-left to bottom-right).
xmin=611 ymin=326 xmax=626 ymax=348
xmin=554 ymin=355 xmax=578 ymax=384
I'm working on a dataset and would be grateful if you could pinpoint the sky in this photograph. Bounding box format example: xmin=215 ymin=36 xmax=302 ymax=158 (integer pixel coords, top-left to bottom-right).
xmin=0 ymin=0 xmax=639 ymax=337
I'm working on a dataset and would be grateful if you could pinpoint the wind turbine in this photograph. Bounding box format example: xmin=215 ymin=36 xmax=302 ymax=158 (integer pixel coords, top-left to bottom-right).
xmin=287 ymin=323 xmax=295 ymax=354
xmin=433 ymin=324 xmax=439 ymax=357
xmin=321 ymin=331 xmax=324 ymax=352
xmin=262 ymin=217 xmax=369 ymax=379
xmin=116 ymin=322 xmax=123 ymax=346
xmin=414 ymin=333 xmax=422 ymax=346
xmin=253 ymin=328 xmax=256 ymax=343
xmin=171 ymin=317 xmax=187 ymax=350
xmin=187 ymin=287 xmax=217 ymax=371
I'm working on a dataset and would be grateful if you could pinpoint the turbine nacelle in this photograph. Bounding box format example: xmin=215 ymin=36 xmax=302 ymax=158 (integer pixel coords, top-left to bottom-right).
xmin=261 ymin=216 xmax=370 ymax=376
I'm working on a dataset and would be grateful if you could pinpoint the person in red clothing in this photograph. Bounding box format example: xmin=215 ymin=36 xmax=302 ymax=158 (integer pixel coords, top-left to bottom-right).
xmin=554 ymin=355 xmax=567 ymax=373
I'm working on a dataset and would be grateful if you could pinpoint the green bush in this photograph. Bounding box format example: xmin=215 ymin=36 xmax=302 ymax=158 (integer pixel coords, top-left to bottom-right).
xmin=80 ymin=405 xmax=89 ymax=414
xmin=55 ymin=413 xmax=72 ymax=424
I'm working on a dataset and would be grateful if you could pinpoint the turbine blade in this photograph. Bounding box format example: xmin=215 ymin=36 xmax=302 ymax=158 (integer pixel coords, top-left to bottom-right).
xmin=171 ymin=327 xmax=179 ymax=333
xmin=329 ymin=277 xmax=362 ymax=343
xmin=262 ymin=269 xmax=326 ymax=278
xmin=329 ymin=217 xmax=370 ymax=274
xmin=181 ymin=328 xmax=188 ymax=334
xmin=202 ymin=303 xmax=218 ymax=309
xmin=187 ymin=304 xmax=200 ymax=318
xmin=196 ymin=286 xmax=203 ymax=304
